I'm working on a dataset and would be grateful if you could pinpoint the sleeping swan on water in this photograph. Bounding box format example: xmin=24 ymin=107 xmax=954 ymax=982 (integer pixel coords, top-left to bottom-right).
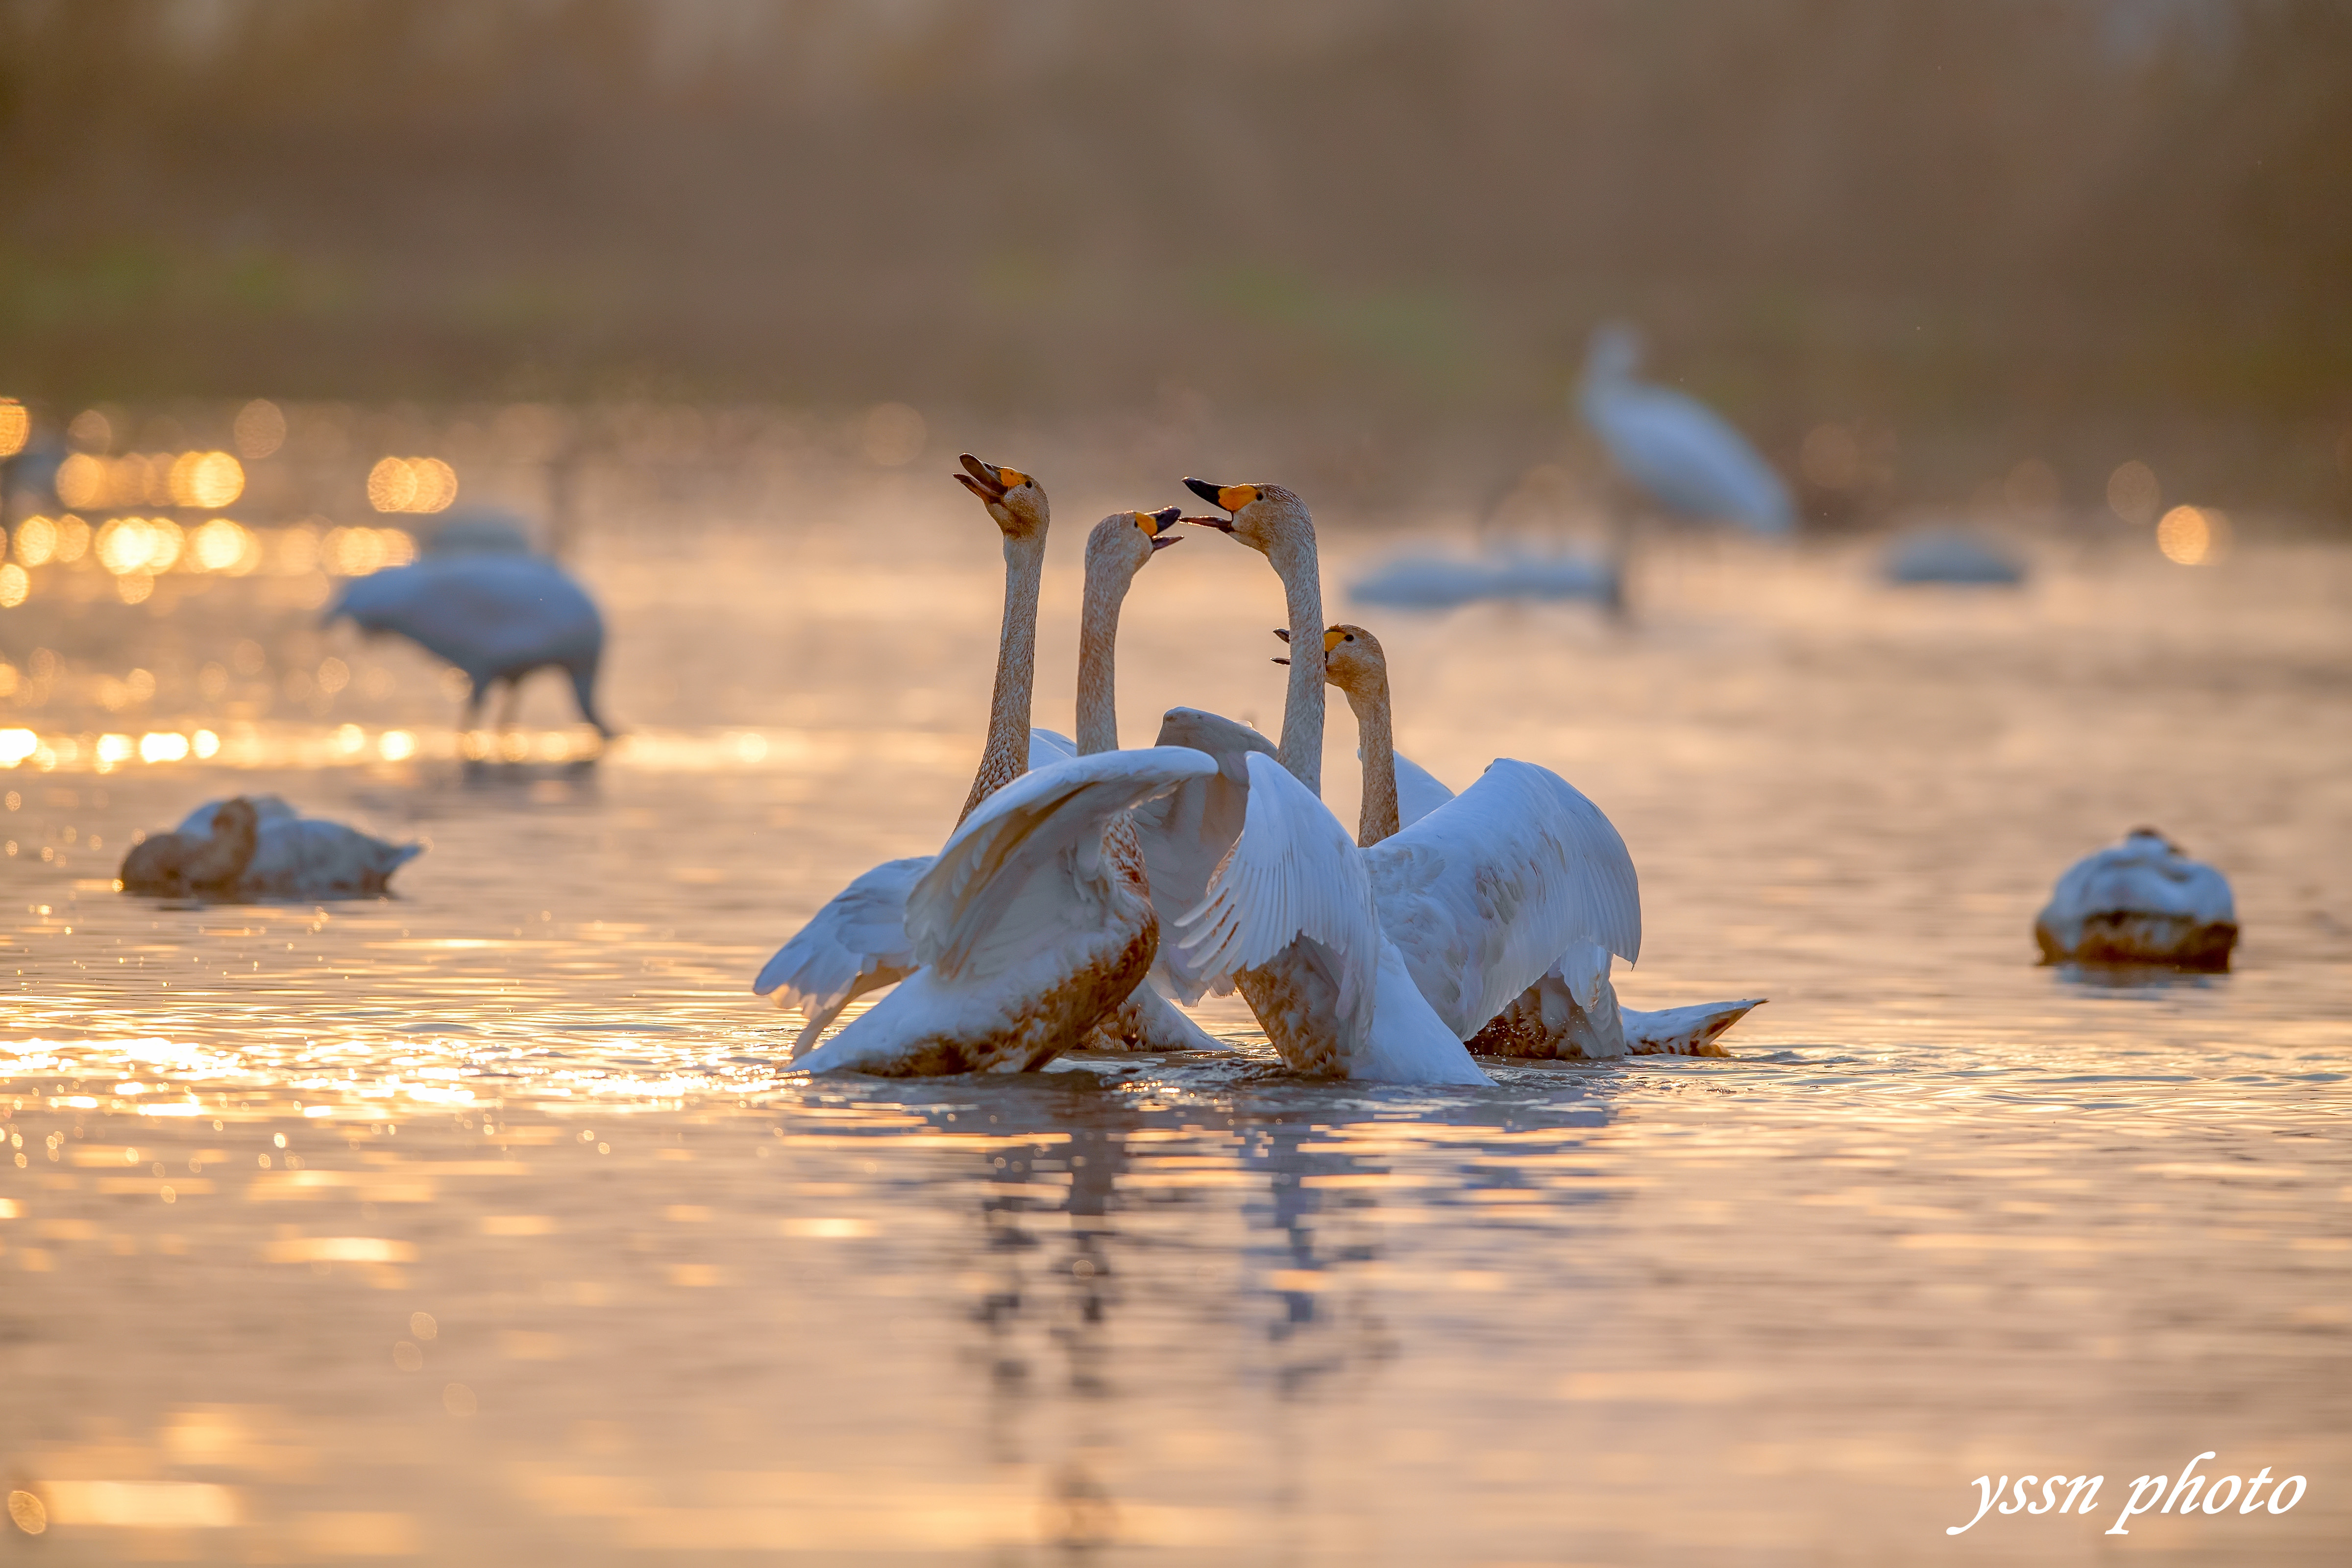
xmin=120 ymin=795 xmax=421 ymax=898
xmin=2034 ymin=828 xmax=2238 ymax=970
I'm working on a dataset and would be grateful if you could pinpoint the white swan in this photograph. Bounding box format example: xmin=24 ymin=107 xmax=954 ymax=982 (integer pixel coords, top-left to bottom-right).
xmin=1157 ymin=481 xmax=1475 ymax=1083
xmin=1313 ymin=622 xmax=1762 ymax=1059
xmin=1580 ymin=322 xmax=1793 ymax=535
xmin=2034 ymin=828 xmax=2238 ymax=970
xmin=759 ymin=469 xmax=1219 ymax=1059
xmin=754 ymin=456 xmax=1065 ymax=1053
xmin=1066 ymin=510 xmax=1230 ymax=1055
xmin=123 ymin=794 xmax=422 ymax=899
xmin=792 ymin=746 xmax=1216 ymax=1076
xmin=326 ymin=551 xmax=612 ymax=736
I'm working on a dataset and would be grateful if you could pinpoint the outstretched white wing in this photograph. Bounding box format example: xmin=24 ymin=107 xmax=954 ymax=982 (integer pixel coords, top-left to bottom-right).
xmin=1027 ymin=728 xmax=1078 ymax=768
xmin=1130 ymin=708 xmax=1277 ymax=1000
xmin=1365 ymin=758 xmax=1641 ymax=1040
xmin=908 ymin=747 xmax=1216 ymax=982
xmin=753 ymin=855 xmax=931 ymax=1048
xmin=1176 ymin=752 xmax=1382 ymax=1041
xmin=753 ymin=725 xmax=1085 ymax=1051
xmin=1391 ymin=750 xmax=1455 ymax=830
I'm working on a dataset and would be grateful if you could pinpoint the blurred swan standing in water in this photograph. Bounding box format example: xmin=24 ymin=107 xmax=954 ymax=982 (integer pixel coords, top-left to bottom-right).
xmin=1580 ymin=321 xmax=1794 ymax=536
xmin=2035 ymin=828 xmax=2238 ymax=970
xmin=120 ymin=795 xmax=421 ymax=898
xmin=1298 ymin=621 xmax=1754 ymax=1058
xmin=324 ymin=551 xmax=612 ymax=739
xmin=1165 ymin=481 xmax=1620 ymax=1087
xmin=1350 ymin=322 xmax=1790 ymax=614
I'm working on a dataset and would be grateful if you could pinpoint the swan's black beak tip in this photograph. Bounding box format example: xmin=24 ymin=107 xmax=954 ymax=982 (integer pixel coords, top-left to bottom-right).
xmin=1272 ymin=628 xmax=1291 ymax=642
xmin=1182 ymin=476 xmax=1226 ymax=507
xmin=1272 ymin=657 xmax=1290 ymax=665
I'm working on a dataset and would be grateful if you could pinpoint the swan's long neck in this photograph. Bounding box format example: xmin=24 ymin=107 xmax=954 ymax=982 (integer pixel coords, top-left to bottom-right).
xmin=1270 ymin=536 xmax=1324 ymax=795
xmin=1345 ymin=681 xmax=1399 ymax=847
xmin=1075 ymin=570 xmax=1127 ymax=757
xmin=957 ymin=534 xmax=1046 ymax=825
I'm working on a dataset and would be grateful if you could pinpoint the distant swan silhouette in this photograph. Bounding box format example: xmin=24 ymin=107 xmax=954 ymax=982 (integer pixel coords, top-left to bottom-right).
xmin=1580 ymin=322 xmax=1793 ymax=534
xmin=326 ymin=552 xmax=612 ymax=736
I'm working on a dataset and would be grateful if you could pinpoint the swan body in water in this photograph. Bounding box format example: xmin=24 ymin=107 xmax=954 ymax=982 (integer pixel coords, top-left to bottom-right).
xmin=1170 ymin=481 xmax=1630 ymax=1086
xmin=121 ymin=795 xmax=421 ymax=898
xmin=2035 ymin=828 xmax=2238 ymax=970
xmin=1580 ymin=322 xmax=1793 ymax=535
xmin=791 ymin=746 xmax=1217 ymax=1076
xmin=325 ymin=552 xmax=612 ymax=736
xmin=1310 ymin=621 xmax=1760 ymax=1058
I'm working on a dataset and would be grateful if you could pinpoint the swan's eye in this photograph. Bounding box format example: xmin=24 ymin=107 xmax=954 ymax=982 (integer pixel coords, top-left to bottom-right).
xmin=1344 ymin=634 xmax=1354 ymax=641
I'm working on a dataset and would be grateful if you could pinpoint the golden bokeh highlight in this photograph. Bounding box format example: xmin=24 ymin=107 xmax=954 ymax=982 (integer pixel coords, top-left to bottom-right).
xmin=168 ymin=451 xmax=245 ymax=509
xmin=234 ymin=398 xmax=287 ymax=459
xmin=2106 ymin=460 xmax=2160 ymax=527
xmin=6 ymin=1489 xmax=46 ymax=1536
xmin=367 ymin=457 xmax=458 ymax=514
xmin=0 ymin=564 xmax=27 ymax=609
xmin=66 ymin=408 xmax=110 ymax=450
xmin=2156 ymin=504 xmax=2230 ymax=565
xmin=192 ymin=518 xmax=259 ymax=573
xmin=96 ymin=517 xmax=186 ymax=576
xmin=12 ymin=515 xmax=56 ymax=566
xmin=0 ymin=398 xmax=27 ymax=459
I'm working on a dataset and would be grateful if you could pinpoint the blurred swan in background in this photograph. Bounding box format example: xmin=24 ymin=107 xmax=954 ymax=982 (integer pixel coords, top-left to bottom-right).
xmin=1350 ymin=551 xmax=1620 ymax=612
xmin=1580 ymin=321 xmax=1794 ymax=535
xmin=2035 ymin=828 xmax=2238 ymax=970
xmin=122 ymin=794 xmax=421 ymax=899
xmin=1349 ymin=321 xmax=1788 ymax=615
xmin=325 ymin=551 xmax=612 ymax=737
xmin=1882 ymin=525 xmax=2028 ymax=586
xmin=792 ymin=746 xmax=1217 ymax=1076
xmin=1309 ymin=621 xmax=1760 ymax=1059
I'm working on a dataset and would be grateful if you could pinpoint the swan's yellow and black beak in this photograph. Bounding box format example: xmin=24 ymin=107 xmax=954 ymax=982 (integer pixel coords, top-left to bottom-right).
xmin=1181 ymin=477 xmax=1256 ymax=532
xmin=1136 ymin=506 xmax=1184 ymax=552
xmin=1322 ymin=628 xmax=1347 ymax=652
xmin=956 ymin=454 xmax=1031 ymax=502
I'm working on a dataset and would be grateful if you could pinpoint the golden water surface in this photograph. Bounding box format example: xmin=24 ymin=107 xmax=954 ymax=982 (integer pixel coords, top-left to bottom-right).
xmin=3 ymin=478 xmax=2348 ymax=1564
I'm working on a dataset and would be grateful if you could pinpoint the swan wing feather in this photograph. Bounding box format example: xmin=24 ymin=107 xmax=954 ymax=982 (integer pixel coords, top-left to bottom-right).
xmin=907 ymin=747 xmax=1216 ymax=983
xmin=1391 ymin=750 xmax=1456 ymax=830
xmin=1176 ymin=752 xmax=1381 ymax=1039
xmin=753 ymin=854 xmax=932 ymax=1012
xmin=1365 ymin=758 xmax=1641 ymax=1039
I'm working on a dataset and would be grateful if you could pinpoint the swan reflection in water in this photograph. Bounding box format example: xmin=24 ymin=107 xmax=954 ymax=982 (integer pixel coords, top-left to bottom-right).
xmin=929 ymin=1074 xmax=1618 ymax=1552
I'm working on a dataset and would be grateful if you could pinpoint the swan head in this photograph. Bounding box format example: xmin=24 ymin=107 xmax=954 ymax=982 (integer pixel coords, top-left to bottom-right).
xmin=1180 ymin=479 xmax=1312 ymax=560
xmin=1084 ymin=506 xmax=1183 ymax=590
xmin=1315 ymin=623 xmax=1388 ymax=699
xmin=1584 ymin=320 xmax=1644 ymax=384
xmin=955 ymin=454 xmax=1048 ymax=542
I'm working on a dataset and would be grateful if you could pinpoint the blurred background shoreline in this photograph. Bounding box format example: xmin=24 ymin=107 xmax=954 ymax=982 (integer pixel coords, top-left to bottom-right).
xmin=1 ymin=0 xmax=2346 ymax=519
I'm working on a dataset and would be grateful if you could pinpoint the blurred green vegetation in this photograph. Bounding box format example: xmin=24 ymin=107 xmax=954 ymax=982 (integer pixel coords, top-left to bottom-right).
xmin=0 ymin=0 xmax=2345 ymax=510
